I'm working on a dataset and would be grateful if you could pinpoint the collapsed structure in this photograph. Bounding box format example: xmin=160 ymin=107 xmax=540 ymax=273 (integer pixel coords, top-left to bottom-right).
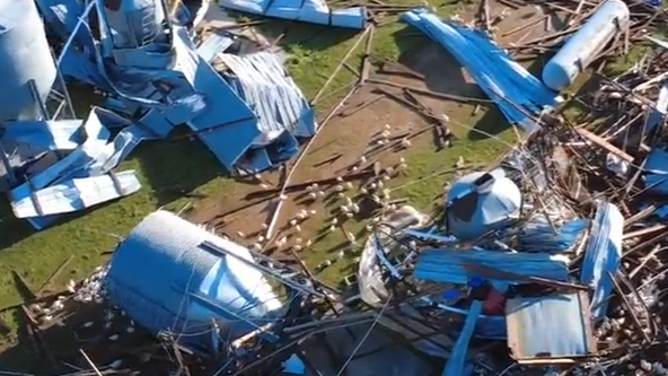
xmin=5 ymin=0 xmax=668 ymax=375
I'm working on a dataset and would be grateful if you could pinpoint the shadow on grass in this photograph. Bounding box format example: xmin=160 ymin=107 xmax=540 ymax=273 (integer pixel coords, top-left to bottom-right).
xmin=0 ymin=198 xmax=117 ymax=251
xmin=257 ymin=19 xmax=360 ymax=53
xmin=134 ymin=134 xmax=228 ymax=207
xmin=392 ymin=26 xmax=484 ymax=100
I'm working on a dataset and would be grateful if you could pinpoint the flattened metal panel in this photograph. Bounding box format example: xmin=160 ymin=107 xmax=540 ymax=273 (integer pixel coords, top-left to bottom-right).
xmin=415 ymin=248 xmax=570 ymax=285
xmin=506 ymin=292 xmax=596 ymax=363
xmin=11 ymin=170 xmax=141 ymax=218
xmin=580 ymin=202 xmax=623 ymax=321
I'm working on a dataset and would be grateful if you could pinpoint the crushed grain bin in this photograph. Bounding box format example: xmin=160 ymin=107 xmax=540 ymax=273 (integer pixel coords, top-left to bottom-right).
xmin=105 ymin=210 xmax=284 ymax=353
xmin=542 ymin=0 xmax=630 ymax=91
xmin=0 ymin=0 xmax=57 ymax=120
xmin=445 ymin=168 xmax=522 ymax=241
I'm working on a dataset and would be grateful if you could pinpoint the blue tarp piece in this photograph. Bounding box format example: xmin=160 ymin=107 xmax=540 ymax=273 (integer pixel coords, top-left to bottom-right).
xmin=580 ymin=202 xmax=623 ymax=321
xmin=645 ymin=148 xmax=668 ymax=195
xmin=219 ymin=0 xmax=367 ymax=29
xmin=401 ymin=9 xmax=562 ymax=133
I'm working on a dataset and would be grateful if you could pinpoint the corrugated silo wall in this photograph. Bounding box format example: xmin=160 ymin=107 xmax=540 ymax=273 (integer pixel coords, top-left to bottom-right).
xmin=0 ymin=0 xmax=57 ymax=121
xmin=105 ymin=211 xmax=225 ymax=351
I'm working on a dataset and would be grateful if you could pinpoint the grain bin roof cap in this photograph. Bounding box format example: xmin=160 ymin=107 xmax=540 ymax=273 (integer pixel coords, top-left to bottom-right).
xmin=445 ymin=168 xmax=522 ymax=240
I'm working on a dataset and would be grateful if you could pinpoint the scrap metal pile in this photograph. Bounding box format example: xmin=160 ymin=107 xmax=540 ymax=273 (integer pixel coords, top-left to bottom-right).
xmin=7 ymin=0 xmax=668 ymax=375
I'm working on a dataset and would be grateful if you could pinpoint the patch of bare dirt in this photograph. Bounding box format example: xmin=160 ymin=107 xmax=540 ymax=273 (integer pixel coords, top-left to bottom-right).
xmin=187 ymin=0 xmax=553 ymax=265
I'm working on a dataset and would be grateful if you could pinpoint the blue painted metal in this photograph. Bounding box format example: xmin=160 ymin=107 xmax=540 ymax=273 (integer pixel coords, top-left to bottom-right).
xmin=442 ymin=300 xmax=482 ymax=376
xmin=518 ymin=218 xmax=590 ymax=253
xmin=0 ymin=0 xmax=57 ymax=120
xmin=445 ymin=168 xmax=522 ymax=240
xmin=219 ymin=0 xmax=367 ymax=29
xmin=645 ymin=148 xmax=668 ymax=195
xmin=417 ymin=298 xmax=506 ymax=339
xmin=415 ymin=248 xmax=570 ymax=285
xmin=542 ymin=0 xmax=630 ymax=91
xmin=197 ymin=32 xmax=236 ymax=63
xmin=505 ymin=292 xmax=596 ymax=362
xmin=8 ymin=107 xmax=149 ymax=227
xmin=105 ymin=210 xmax=284 ymax=353
xmin=11 ymin=170 xmax=141 ymax=218
xmin=580 ymin=202 xmax=623 ymax=321
xmin=100 ymin=0 xmax=169 ymax=49
xmin=401 ymin=9 xmax=562 ymax=133
xmin=1 ymin=120 xmax=84 ymax=151
xmin=642 ymin=81 xmax=668 ymax=134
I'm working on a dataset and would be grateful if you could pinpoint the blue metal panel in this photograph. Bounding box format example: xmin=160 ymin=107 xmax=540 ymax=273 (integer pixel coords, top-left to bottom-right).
xmin=106 ymin=211 xmax=284 ymax=352
xmin=100 ymin=0 xmax=168 ymax=49
xmin=645 ymin=148 xmax=668 ymax=195
xmin=580 ymin=202 xmax=623 ymax=321
xmin=542 ymin=0 xmax=629 ymax=91
xmin=0 ymin=0 xmax=57 ymax=120
xmin=401 ymin=9 xmax=561 ymax=133
xmin=219 ymin=0 xmax=367 ymax=29
xmin=505 ymin=293 xmax=596 ymax=361
xmin=442 ymin=300 xmax=482 ymax=376
xmin=518 ymin=218 xmax=590 ymax=253
xmin=415 ymin=248 xmax=570 ymax=285
xmin=1 ymin=120 xmax=84 ymax=151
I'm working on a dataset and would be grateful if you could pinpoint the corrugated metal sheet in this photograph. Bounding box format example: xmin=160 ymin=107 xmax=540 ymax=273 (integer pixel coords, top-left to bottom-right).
xmin=106 ymin=210 xmax=284 ymax=353
xmin=221 ymin=52 xmax=317 ymax=145
xmin=505 ymin=292 xmax=596 ymax=363
xmin=580 ymin=202 xmax=623 ymax=321
xmin=401 ymin=9 xmax=562 ymax=133
xmin=218 ymin=0 xmax=367 ymax=29
xmin=197 ymin=32 xmax=234 ymax=63
xmin=414 ymin=248 xmax=570 ymax=285
xmin=11 ymin=170 xmax=140 ymax=218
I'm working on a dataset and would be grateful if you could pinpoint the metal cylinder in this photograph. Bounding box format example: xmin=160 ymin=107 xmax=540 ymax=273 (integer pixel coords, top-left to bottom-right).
xmin=0 ymin=0 xmax=57 ymax=120
xmin=542 ymin=0 xmax=630 ymax=91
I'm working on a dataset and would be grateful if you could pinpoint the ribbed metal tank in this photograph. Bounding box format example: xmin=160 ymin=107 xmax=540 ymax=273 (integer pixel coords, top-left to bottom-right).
xmin=542 ymin=0 xmax=629 ymax=91
xmin=105 ymin=210 xmax=283 ymax=353
xmin=0 ymin=0 xmax=57 ymax=121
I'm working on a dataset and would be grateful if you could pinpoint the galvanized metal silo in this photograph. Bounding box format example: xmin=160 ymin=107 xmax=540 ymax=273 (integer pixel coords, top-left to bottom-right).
xmin=0 ymin=0 xmax=57 ymax=120
xmin=105 ymin=210 xmax=285 ymax=353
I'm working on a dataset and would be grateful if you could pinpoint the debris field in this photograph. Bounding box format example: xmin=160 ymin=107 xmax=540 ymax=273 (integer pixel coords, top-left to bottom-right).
xmin=4 ymin=0 xmax=668 ymax=375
